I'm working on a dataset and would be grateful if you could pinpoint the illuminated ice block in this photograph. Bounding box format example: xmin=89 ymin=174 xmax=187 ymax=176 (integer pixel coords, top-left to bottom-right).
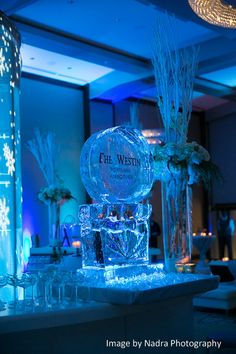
xmin=80 ymin=126 xmax=153 ymax=204
xmin=79 ymin=126 xmax=154 ymax=271
xmin=79 ymin=203 xmax=151 ymax=268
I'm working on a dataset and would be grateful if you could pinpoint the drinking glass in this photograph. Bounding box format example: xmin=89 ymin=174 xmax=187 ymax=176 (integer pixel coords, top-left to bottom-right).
xmin=35 ymin=267 xmax=56 ymax=310
xmin=7 ymin=274 xmax=21 ymax=309
xmin=68 ymin=271 xmax=85 ymax=305
xmin=18 ymin=273 xmax=37 ymax=310
xmin=52 ymin=269 xmax=72 ymax=308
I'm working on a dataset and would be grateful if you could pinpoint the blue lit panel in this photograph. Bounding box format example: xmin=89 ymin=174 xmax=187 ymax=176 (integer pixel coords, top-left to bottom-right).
xmin=0 ymin=13 xmax=23 ymax=275
xmin=21 ymin=44 xmax=114 ymax=85
xmin=135 ymin=87 xmax=204 ymax=101
xmin=192 ymin=91 xmax=204 ymax=99
xmin=201 ymin=66 xmax=236 ymax=87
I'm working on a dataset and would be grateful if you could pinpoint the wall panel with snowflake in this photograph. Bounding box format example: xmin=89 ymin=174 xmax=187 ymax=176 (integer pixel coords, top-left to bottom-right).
xmin=0 ymin=11 xmax=22 ymax=276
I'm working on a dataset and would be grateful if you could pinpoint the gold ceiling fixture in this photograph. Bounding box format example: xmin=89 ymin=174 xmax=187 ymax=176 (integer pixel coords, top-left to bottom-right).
xmin=188 ymin=0 xmax=236 ymax=28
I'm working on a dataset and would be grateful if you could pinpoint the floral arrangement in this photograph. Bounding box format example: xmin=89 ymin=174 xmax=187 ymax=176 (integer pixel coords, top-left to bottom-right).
xmin=27 ymin=130 xmax=75 ymax=249
xmin=153 ymin=141 xmax=221 ymax=189
xmin=38 ymin=186 xmax=74 ymax=205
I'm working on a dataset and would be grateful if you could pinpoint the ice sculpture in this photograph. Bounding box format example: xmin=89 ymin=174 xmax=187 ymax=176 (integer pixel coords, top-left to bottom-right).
xmin=80 ymin=126 xmax=153 ymax=204
xmin=79 ymin=126 xmax=153 ymax=273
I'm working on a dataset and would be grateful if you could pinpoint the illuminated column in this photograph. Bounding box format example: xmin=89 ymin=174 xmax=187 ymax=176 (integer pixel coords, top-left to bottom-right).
xmin=0 ymin=12 xmax=22 ymax=275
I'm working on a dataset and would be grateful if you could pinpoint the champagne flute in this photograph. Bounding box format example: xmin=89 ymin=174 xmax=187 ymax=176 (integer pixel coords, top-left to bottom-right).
xmin=18 ymin=273 xmax=37 ymax=310
xmin=7 ymin=274 xmax=21 ymax=309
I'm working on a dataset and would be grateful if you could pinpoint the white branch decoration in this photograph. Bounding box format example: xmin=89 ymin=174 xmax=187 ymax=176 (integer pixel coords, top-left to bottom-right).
xmin=26 ymin=129 xmax=60 ymax=186
xmin=124 ymin=102 xmax=142 ymax=130
xmin=130 ymin=102 xmax=142 ymax=130
xmin=152 ymin=14 xmax=199 ymax=144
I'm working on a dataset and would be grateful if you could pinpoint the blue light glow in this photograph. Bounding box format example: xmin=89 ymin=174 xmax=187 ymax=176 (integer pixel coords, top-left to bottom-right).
xmin=23 ymin=228 xmax=32 ymax=266
xmin=192 ymin=91 xmax=204 ymax=99
xmin=21 ymin=44 xmax=114 ymax=86
xmin=134 ymin=87 xmax=204 ymax=102
xmin=201 ymin=66 xmax=236 ymax=87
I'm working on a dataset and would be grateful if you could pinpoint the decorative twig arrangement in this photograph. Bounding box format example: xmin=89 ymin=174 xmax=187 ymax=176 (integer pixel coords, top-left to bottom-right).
xmin=151 ymin=14 xmax=199 ymax=268
xmin=129 ymin=102 xmax=142 ymax=130
xmin=123 ymin=102 xmax=143 ymax=130
xmin=152 ymin=13 xmax=198 ymax=144
xmin=26 ymin=129 xmax=60 ymax=186
xmin=26 ymin=130 xmax=74 ymax=248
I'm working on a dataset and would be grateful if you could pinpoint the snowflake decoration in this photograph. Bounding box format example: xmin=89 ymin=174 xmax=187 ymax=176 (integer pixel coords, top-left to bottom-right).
xmin=0 ymin=198 xmax=10 ymax=235
xmin=0 ymin=48 xmax=6 ymax=77
xmin=3 ymin=143 xmax=15 ymax=176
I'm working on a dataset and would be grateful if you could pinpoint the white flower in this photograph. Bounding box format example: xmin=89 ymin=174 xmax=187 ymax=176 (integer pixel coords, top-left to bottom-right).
xmin=154 ymin=141 xmax=212 ymax=185
xmin=198 ymin=145 xmax=210 ymax=161
xmin=165 ymin=143 xmax=177 ymax=157
xmin=190 ymin=151 xmax=202 ymax=165
xmin=168 ymin=161 xmax=182 ymax=176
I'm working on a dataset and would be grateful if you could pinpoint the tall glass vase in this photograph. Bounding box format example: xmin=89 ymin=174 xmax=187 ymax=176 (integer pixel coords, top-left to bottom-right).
xmin=48 ymin=203 xmax=61 ymax=246
xmin=161 ymin=179 xmax=192 ymax=272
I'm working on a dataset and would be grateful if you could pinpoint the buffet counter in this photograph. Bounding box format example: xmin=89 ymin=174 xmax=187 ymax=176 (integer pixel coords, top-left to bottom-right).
xmin=0 ymin=274 xmax=218 ymax=354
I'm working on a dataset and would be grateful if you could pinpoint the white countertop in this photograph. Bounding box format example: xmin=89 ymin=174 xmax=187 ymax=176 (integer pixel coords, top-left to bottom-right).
xmin=0 ymin=273 xmax=219 ymax=334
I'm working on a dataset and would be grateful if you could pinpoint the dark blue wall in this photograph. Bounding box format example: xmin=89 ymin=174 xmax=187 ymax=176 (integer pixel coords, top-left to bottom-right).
xmin=207 ymin=105 xmax=236 ymax=205
xmin=21 ymin=75 xmax=86 ymax=246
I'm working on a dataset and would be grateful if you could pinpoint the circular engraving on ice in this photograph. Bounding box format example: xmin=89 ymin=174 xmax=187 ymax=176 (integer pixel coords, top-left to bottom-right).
xmin=80 ymin=126 xmax=154 ymax=203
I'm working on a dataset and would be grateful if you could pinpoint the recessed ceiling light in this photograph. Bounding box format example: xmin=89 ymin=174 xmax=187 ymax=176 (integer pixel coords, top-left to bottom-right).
xmin=21 ymin=44 xmax=114 ymax=86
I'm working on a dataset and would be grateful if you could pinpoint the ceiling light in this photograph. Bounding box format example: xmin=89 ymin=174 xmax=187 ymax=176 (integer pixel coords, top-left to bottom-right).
xmin=21 ymin=44 xmax=113 ymax=86
xmin=188 ymin=0 xmax=236 ymax=28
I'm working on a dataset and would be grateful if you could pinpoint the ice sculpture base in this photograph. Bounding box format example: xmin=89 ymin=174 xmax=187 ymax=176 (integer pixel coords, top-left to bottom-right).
xmin=76 ymin=272 xmax=219 ymax=305
xmin=81 ymin=263 xmax=163 ymax=282
xmin=79 ymin=203 xmax=151 ymax=269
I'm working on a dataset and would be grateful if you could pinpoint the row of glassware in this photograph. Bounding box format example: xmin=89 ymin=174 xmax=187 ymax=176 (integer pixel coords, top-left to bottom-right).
xmin=0 ymin=266 xmax=91 ymax=313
